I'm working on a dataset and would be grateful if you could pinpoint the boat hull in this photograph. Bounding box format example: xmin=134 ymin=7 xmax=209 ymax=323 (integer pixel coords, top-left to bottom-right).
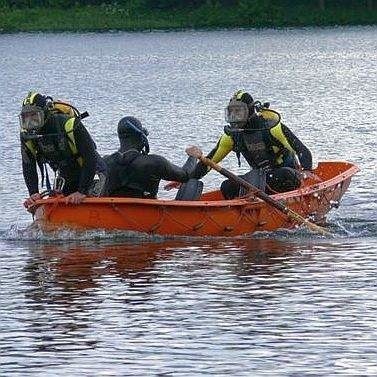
xmin=33 ymin=161 xmax=359 ymax=237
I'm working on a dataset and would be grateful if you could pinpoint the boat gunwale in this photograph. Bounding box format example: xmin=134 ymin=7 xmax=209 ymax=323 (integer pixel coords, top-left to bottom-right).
xmin=32 ymin=161 xmax=359 ymax=210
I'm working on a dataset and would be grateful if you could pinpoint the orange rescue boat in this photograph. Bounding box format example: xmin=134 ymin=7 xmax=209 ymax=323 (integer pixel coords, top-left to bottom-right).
xmin=32 ymin=161 xmax=359 ymax=237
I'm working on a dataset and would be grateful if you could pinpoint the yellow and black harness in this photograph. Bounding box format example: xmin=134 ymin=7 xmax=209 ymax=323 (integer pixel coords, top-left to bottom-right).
xmin=216 ymin=108 xmax=298 ymax=169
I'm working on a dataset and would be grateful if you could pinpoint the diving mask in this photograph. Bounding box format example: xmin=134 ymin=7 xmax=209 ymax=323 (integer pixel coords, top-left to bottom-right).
xmin=19 ymin=105 xmax=45 ymax=131
xmin=224 ymin=100 xmax=249 ymax=125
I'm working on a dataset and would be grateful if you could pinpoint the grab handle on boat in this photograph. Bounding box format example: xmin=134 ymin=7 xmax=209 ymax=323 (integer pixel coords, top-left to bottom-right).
xmin=196 ymin=154 xmax=332 ymax=236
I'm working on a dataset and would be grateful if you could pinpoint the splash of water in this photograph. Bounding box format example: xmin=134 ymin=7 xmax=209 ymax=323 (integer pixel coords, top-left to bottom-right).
xmin=1 ymin=221 xmax=165 ymax=243
xmin=1 ymin=216 xmax=375 ymax=243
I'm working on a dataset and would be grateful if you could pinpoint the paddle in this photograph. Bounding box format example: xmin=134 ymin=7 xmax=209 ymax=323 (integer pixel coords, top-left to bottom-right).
xmin=187 ymin=148 xmax=331 ymax=236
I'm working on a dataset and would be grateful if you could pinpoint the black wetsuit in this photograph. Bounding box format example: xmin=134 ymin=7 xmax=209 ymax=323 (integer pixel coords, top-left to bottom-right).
xmin=21 ymin=115 xmax=105 ymax=196
xmin=104 ymin=149 xmax=192 ymax=198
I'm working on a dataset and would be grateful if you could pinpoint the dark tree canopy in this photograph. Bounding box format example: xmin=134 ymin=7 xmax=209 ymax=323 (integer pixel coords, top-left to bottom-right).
xmin=1 ymin=0 xmax=374 ymax=9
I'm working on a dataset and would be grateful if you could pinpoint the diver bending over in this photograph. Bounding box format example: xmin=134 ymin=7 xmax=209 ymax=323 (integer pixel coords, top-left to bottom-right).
xmin=20 ymin=91 xmax=106 ymax=208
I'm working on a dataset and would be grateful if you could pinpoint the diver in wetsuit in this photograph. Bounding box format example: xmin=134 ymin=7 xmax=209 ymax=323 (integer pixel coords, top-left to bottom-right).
xmin=191 ymin=90 xmax=313 ymax=199
xmin=104 ymin=116 xmax=198 ymax=199
xmin=20 ymin=91 xmax=107 ymax=208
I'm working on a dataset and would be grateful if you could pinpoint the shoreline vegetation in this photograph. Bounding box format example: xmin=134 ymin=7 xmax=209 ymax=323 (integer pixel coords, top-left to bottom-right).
xmin=0 ymin=1 xmax=376 ymax=33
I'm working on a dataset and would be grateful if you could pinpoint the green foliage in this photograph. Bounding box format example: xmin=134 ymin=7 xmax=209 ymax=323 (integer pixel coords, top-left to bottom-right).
xmin=0 ymin=0 xmax=257 ymax=8
xmin=0 ymin=0 xmax=376 ymax=32
xmin=143 ymin=0 xmax=202 ymax=9
xmin=238 ymin=0 xmax=283 ymax=26
xmin=4 ymin=0 xmax=114 ymax=7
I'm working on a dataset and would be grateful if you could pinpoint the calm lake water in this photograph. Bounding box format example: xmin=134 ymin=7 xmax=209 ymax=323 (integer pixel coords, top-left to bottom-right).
xmin=0 ymin=27 xmax=376 ymax=376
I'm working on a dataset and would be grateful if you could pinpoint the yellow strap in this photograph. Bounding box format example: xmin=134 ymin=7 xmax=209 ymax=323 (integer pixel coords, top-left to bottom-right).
xmin=64 ymin=118 xmax=83 ymax=167
xmin=64 ymin=117 xmax=77 ymax=155
xmin=25 ymin=140 xmax=37 ymax=157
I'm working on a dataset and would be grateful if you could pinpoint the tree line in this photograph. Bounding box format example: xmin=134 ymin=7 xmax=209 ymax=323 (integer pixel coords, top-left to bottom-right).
xmin=1 ymin=0 xmax=374 ymax=10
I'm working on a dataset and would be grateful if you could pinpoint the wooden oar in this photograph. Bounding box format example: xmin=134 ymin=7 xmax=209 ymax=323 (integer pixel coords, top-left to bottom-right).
xmin=197 ymin=154 xmax=331 ymax=236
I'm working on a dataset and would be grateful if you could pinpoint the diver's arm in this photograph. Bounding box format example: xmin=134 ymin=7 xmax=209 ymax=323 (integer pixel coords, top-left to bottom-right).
xmin=151 ymin=155 xmax=191 ymax=183
xmin=21 ymin=143 xmax=39 ymax=195
xmin=191 ymin=134 xmax=233 ymax=179
xmin=281 ymin=125 xmax=313 ymax=170
xmin=74 ymin=121 xmax=97 ymax=194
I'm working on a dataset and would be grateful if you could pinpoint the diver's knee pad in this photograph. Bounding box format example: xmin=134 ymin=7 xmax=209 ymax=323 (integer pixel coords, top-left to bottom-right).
xmin=220 ymin=179 xmax=240 ymax=200
xmin=266 ymin=167 xmax=301 ymax=193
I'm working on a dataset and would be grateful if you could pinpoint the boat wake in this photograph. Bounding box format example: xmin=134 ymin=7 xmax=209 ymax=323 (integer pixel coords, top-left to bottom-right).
xmin=328 ymin=217 xmax=377 ymax=238
xmin=253 ymin=217 xmax=377 ymax=241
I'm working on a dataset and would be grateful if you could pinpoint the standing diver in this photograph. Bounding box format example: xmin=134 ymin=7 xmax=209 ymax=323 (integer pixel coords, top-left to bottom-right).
xmin=20 ymin=91 xmax=107 ymax=208
xmin=190 ymin=90 xmax=313 ymax=199
xmin=104 ymin=116 xmax=201 ymax=199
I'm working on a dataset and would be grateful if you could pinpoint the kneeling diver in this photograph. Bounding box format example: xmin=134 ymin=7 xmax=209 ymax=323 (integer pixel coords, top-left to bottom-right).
xmin=189 ymin=90 xmax=313 ymax=199
xmin=104 ymin=116 xmax=200 ymax=199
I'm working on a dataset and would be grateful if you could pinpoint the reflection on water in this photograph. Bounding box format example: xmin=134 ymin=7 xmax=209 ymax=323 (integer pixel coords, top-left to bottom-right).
xmin=1 ymin=236 xmax=377 ymax=375
xmin=19 ymin=239 xmax=303 ymax=356
xmin=24 ymin=238 xmax=294 ymax=298
xmin=25 ymin=241 xmax=170 ymax=293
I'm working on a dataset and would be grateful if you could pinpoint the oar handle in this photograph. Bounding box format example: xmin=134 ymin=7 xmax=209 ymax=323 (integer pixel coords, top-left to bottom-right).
xmin=199 ymin=155 xmax=331 ymax=236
